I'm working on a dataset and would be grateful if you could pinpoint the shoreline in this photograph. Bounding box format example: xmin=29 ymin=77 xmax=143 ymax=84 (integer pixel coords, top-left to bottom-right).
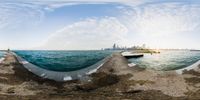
xmin=176 ymin=60 xmax=200 ymax=74
xmin=0 ymin=52 xmax=6 ymax=64
xmin=13 ymin=52 xmax=111 ymax=82
xmin=0 ymin=58 xmax=5 ymax=63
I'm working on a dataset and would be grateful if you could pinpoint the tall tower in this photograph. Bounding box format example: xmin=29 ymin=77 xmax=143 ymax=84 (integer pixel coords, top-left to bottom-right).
xmin=142 ymin=44 xmax=146 ymax=49
xmin=113 ymin=43 xmax=116 ymax=50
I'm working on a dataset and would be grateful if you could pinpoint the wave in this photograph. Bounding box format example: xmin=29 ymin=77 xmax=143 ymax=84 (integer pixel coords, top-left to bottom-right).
xmin=176 ymin=60 xmax=200 ymax=74
xmin=13 ymin=52 xmax=111 ymax=81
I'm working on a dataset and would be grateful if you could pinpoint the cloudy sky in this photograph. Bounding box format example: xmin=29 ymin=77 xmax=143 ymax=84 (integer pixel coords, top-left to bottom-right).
xmin=0 ymin=0 xmax=200 ymax=50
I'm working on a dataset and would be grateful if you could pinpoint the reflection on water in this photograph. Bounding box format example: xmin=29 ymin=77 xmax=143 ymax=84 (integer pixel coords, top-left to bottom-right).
xmin=128 ymin=50 xmax=200 ymax=70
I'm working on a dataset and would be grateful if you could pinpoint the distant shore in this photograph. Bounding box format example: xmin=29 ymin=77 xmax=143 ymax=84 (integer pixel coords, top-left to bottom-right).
xmin=0 ymin=52 xmax=200 ymax=99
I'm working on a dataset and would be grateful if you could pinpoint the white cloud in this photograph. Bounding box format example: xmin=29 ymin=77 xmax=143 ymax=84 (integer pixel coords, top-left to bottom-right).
xmin=1 ymin=0 xmax=200 ymax=49
xmin=19 ymin=0 xmax=149 ymax=7
xmin=0 ymin=2 xmax=45 ymax=30
xmin=0 ymin=0 xmax=148 ymax=30
xmin=2 ymin=0 xmax=199 ymax=33
xmin=38 ymin=17 xmax=128 ymax=50
xmin=115 ymin=2 xmax=200 ymax=49
xmin=121 ymin=3 xmax=200 ymax=36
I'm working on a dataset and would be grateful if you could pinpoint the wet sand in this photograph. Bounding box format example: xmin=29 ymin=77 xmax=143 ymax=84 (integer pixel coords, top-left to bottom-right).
xmin=0 ymin=52 xmax=200 ymax=100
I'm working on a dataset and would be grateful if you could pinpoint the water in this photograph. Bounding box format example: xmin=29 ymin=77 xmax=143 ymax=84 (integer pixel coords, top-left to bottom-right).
xmin=0 ymin=51 xmax=5 ymax=58
xmin=128 ymin=50 xmax=200 ymax=71
xmin=14 ymin=50 xmax=111 ymax=72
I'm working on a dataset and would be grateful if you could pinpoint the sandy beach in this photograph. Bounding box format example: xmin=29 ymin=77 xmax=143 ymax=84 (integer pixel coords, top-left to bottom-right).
xmin=0 ymin=52 xmax=200 ymax=100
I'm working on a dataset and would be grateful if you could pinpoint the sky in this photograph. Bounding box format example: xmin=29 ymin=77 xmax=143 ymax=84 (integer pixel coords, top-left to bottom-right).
xmin=0 ymin=0 xmax=200 ymax=50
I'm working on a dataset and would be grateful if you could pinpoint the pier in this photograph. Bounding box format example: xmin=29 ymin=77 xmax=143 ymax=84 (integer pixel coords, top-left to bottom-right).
xmin=121 ymin=52 xmax=144 ymax=59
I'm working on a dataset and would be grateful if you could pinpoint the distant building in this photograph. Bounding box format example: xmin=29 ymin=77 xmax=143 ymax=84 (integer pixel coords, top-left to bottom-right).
xmin=142 ymin=44 xmax=146 ymax=49
xmin=7 ymin=48 xmax=10 ymax=52
xmin=104 ymin=43 xmax=148 ymax=51
xmin=113 ymin=43 xmax=116 ymax=50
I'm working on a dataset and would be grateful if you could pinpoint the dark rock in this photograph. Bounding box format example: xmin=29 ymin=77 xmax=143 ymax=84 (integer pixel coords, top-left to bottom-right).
xmin=76 ymin=72 xmax=119 ymax=92
xmin=7 ymin=87 xmax=15 ymax=94
xmin=185 ymin=77 xmax=200 ymax=84
xmin=122 ymin=90 xmax=143 ymax=94
xmin=183 ymin=69 xmax=200 ymax=76
xmin=75 ymin=83 xmax=96 ymax=92
xmin=92 ymin=72 xmax=119 ymax=87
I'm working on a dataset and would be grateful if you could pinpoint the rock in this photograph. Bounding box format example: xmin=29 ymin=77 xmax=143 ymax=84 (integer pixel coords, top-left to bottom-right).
xmin=75 ymin=82 xmax=96 ymax=92
xmin=123 ymin=89 xmax=143 ymax=94
xmin=7 ymin=87 xmax=15 ymax=94
xmin=92 ymin=72 xmax=119 ymax=87
xmin=76 ymin=72 xmax=119 ymax=92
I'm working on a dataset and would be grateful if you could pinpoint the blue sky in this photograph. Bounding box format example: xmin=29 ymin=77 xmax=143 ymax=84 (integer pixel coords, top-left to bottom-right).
xmin=0 ymin=0 xmax=200 ymax=50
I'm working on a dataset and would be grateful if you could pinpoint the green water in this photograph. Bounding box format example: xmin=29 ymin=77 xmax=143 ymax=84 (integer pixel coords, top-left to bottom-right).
xmin=0 ymin=51 xmax=5 ymax=58
xmin=14 ymin=50 xmax=112 ymax=72
xmin=128 ymin=50 xmax=200 ymax=70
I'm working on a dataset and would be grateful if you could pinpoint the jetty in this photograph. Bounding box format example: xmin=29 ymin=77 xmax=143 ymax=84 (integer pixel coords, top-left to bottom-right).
xmin=190 ymin=49 xmax=200 ymax=51
xmin=121 ymin=51 xmax=144 ymax=59
xmin=0 ymin=52 xmax=200 ymax=99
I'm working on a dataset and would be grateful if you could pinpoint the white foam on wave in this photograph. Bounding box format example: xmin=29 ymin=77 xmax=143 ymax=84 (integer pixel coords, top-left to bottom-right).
xmin=22 ymin=61 xmax=29 ymax=64
xmin=176 ymin=60 xmax=200 ymax=74
xmin=63 ymin=76 xmax=72 ymax=81
xmin=86 ymin=63 xmax=104 ymax=75
xmin=0 ymin=57 xmax=5 ymax=63
xmin=128 ymin=63 xmax=136 ymax=67
xmin=40 ymin=73 xmax=46 ymax=77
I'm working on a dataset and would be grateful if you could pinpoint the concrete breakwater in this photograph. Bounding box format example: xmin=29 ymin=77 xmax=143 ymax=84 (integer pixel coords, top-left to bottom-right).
xmin=0 ymin=52 xmax=200 ymax=99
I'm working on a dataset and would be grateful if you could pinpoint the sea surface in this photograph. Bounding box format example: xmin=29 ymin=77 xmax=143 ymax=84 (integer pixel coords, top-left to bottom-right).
xmin=14 ymin=50 xmax=112 ymax=72
xmin=0 ymin=51 xmax=5 ymax=58
xmin=128 ymin=50 xmax=200 ymax=71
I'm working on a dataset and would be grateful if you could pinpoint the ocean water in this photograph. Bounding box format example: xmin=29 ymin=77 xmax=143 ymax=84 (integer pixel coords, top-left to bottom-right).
xmin=0 ymin=51 xmax=5 ymax=58
xmin=128 ymin=50 xmax=200 ymax=71
xmin=14 ymin=50 xmax=112 ymax=72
